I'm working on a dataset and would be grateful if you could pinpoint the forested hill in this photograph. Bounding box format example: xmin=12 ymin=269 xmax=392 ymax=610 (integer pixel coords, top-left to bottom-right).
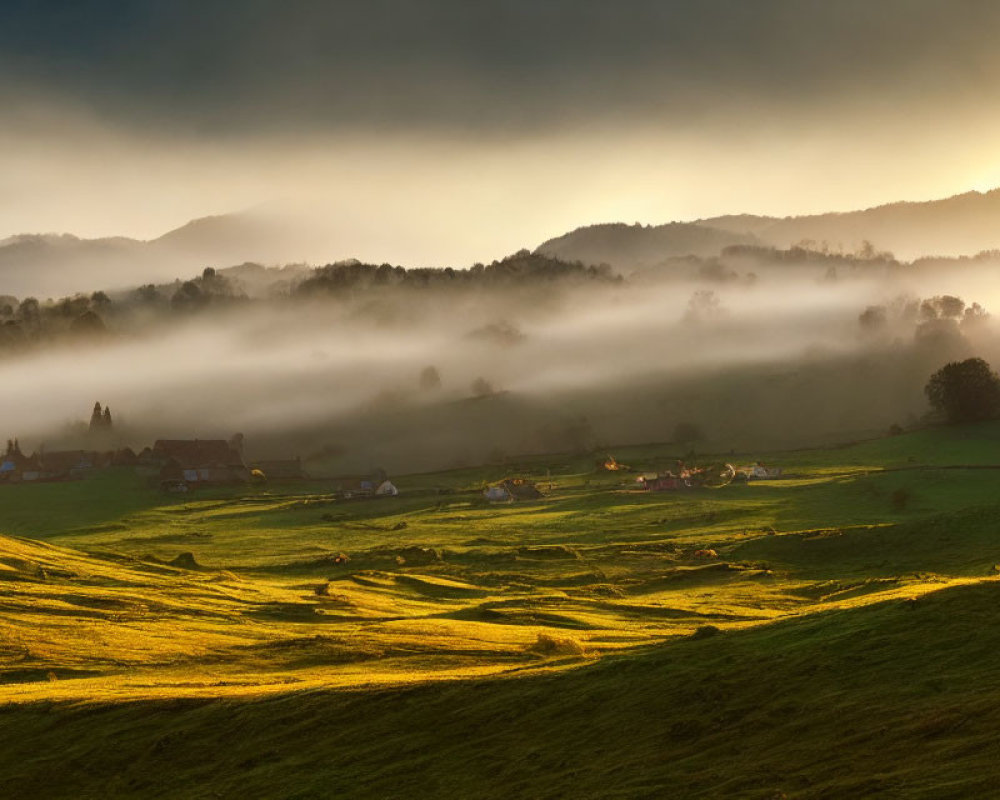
xmin=701 ymin=189 xmax=1000 ymax=259
xmin=0 ymin=212 xmax=301 ymax=299
xmin=534 ymin=221 xmax=760 ymax=270
xmin=537 ymin=188 xmax=1000 ymax=270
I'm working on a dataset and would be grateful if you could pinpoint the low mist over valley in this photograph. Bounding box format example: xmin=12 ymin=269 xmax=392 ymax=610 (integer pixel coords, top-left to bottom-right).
xmin=4 ymin=193 xmax=1000 ymax=474
xmin=11 ymin=5 xmax=1000 ymax=798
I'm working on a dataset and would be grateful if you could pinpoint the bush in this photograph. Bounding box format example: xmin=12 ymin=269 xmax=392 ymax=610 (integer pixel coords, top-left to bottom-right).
xmin=925 ymin=357 xmax=1000 ymax=423
xmin=526 ymin=632 xmax=585 ymax=657
xmin=691 ymin=625 xmax=721 ymax=640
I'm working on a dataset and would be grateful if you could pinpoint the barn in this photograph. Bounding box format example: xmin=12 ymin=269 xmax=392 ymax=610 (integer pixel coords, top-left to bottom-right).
xmin=152 ymin=439 xmax=249 ymax=485
xmin=484 ymin=478 xmax=543 ymax=502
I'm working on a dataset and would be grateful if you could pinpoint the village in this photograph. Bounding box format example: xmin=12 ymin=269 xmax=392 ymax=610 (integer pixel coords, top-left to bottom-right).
xmin=0 ymin=402 xmax=390 ymax=494
xmin=1 ymin=402 xmax=784 ymax=502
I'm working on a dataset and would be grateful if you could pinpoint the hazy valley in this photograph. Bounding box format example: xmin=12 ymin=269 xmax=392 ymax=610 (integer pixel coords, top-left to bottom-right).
xmin=5 ymin=4 xmax=1000 ymax=796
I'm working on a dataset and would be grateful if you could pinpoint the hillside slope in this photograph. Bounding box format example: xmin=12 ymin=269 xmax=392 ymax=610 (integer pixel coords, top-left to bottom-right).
xmin=534 ymin=221 xmax=760 ymax=270
xmin=2 ymin=579 xmax=999 ymax=799
xmin=703 ymin=189 xmax=1000 ymax=259
xmin=536 ymin=188 xmax=1000 ymax=271
xmin=0 ymin=233 xmax=145 ymax=298
xmin=0 ymin=212 xmax=309 ymax=298
xmin=5 ymin=425 xmax=1000 ymax=797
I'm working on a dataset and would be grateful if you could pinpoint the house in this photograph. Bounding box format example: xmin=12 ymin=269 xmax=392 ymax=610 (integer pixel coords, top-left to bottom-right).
xmin=151 ymin=439 xmax=249 ymax=485
xmin=0 ymin=439 xmax=41 ymax=482
xmin=250 ymin=458 xmax=308 ymax=481
xmin=742 ymin=463 xmax=783 ymax=481
xmin=375 ymin=480 xmax=399 ymax=496
xmin=111 ymin=447 xmax=138 ymax=467
xmin=484 ymin=478 xmax=543 ymax=502
xmin=334 ymin=476 xmax=375 ymax=498
xmin=334 ymin=468 xmax=390 ymax=499
xmin=37 ymin=450 xmax=96 ymax=481
xmin=637 ymin=473 xmax=683 ymax=491
xmin=134 ymin=447 xmax=159 ymax=477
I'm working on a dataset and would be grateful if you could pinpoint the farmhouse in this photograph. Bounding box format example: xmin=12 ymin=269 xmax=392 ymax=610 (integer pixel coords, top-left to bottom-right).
xmin=332 ymin=476 xmax=373 ymax=497
xmin=639 ymin=474 xmax=683 ymax=491
xmin=0 ymin=440 xmax=40 ymax=482
xmin=333 ymin=468 xmax=393 ymax=499
xmin=152 ymin=439 xmax=249 ymax=485
xmin=37 ymin=450 xmax=96 ymax=480
xmin=484 ymin=478 xmax=543 ymax=502
xmin=2 ymin=441 xmax=142 ymax=483
xmin=743 ymin=463 xmax=783 ymax=480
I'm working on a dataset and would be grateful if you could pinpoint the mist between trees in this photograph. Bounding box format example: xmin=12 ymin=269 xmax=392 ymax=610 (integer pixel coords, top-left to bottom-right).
xmin=1 ymin=245 xmax=999 ymax=474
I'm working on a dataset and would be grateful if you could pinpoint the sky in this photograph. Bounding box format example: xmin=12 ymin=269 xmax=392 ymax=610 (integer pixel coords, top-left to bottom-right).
xmin=3 ymin=0 xmax=1000 ymax=265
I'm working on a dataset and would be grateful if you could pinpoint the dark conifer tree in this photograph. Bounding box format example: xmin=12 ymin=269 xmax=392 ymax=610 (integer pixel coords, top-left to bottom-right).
xmin=89 ymin=402 xmax=104 ymax=431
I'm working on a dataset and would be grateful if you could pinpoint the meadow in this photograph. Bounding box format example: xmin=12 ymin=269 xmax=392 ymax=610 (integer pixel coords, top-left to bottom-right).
xmin=3 ymin=422 xmax=1000 ymax=797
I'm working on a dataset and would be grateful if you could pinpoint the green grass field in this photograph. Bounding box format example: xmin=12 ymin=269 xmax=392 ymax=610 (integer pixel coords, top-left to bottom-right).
xmin=3 ymin=422 xmax=1000 ymax=797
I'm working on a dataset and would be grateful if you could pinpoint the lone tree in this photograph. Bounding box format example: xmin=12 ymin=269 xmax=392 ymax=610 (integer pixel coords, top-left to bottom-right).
xmin=418 ymin=365 xmax=442 ymax=391
xmin=925 ymin=357 xmax=1000 ymax=423
xmin=89 ymin=402 xmax=104 ymax=432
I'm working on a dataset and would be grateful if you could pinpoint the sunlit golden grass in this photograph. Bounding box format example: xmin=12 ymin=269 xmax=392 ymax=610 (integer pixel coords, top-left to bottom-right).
xmin=4 ymin=423 xmax=1000 ymax=710
xmin=5 ymin=424 xmax=1000 ymax=796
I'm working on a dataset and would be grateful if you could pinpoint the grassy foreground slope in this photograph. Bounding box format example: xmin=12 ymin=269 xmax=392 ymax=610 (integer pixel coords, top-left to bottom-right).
xmin=2 ymin=422 xmax=1000 ymax=797
xmin=3 ymin=580 xmax=1000 ymax=799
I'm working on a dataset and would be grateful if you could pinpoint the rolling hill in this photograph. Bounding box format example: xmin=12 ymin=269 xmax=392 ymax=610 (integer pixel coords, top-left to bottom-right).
xmin=7 ymin=185 xmax=1000 ymax=298
xmin=3 ymin=423 xmax=1000 ymax=796
xmin=534 ymin=221 xmax=761 ymax=270
xmin=537 ymin=188 xmax=1000 ymax=271
xmin=5 ymin=578 xmax=998 ymax=799
xmin=0 ymin=211 xmax=309 ymax=299
xmin=703 ymin=188 xmax=1000 ymax=260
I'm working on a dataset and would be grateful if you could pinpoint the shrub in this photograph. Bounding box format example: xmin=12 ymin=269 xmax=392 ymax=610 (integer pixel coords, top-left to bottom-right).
xmin=526 ymin=632 xmax=585 ymax=657
xmin=691 ymin=625 xmax=721 ymax=640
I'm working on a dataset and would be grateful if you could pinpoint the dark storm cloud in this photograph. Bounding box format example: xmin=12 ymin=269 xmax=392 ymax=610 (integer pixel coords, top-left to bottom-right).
xmin=2 ymin=0 xmax=999 ymax=133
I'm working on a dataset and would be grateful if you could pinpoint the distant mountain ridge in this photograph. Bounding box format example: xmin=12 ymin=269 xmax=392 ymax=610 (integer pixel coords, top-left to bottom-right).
xmin=149 ymin=213 xmax=298 ymax=261
xmin=0 ymin=212 xmax=306 ymax=299
xmin=701 ymin=189 xmax=1000 ymax=259
xmin=536 ymin=188 xmax=1000 ymax=270
xmin=534 ymin=222 xmax=760 ymax=270
xmin=0 ymin=233 xmax=145 ymax=298
xmin=7 ymin=186 xmax=1000 ymax=298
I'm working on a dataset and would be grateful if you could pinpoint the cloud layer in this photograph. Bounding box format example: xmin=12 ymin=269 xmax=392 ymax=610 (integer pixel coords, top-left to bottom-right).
xmin=3 ymin=2 xmax=1000 ymax=268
